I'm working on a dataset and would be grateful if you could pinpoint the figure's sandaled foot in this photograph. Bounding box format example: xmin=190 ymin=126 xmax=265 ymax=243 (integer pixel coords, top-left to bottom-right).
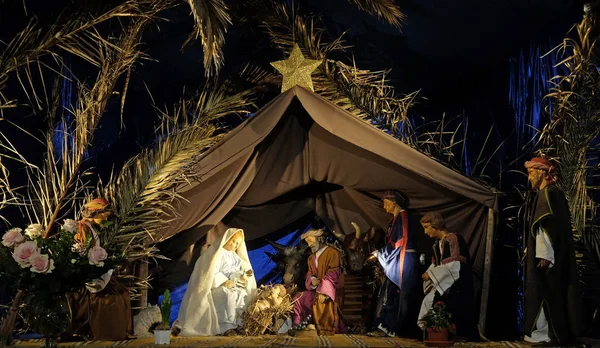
xmin=367 ymin=329 xmax=387 ymax=337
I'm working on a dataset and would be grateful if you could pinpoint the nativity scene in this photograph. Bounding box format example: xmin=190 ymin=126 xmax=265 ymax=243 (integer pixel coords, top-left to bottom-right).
xmin=0 ymin=1 xmax=598 ymax=348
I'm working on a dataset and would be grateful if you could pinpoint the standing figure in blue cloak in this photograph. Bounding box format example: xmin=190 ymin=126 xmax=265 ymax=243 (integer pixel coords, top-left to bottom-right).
xmin=367 ymin=190 xmax=421 ymax=337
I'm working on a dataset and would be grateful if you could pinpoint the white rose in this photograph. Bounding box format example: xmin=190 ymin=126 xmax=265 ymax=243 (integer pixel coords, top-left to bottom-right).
xmin=2 ymin=228 xmax=25 ymax=248
xmin=24 ymin=224 xmax=43 ymax=239
xmin=12 ymin=241 xmax=39 ymax=267
xmin=62 ymin=219 xmax=78 ymax=233
xmin=88 ymin=246 xmax=108 ymax=267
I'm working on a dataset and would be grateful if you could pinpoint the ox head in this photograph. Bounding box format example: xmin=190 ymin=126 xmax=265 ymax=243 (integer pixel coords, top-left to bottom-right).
xmin=333 ymin=222 xmax=386 ymax=273
xmin=265 ymin=240 xmax=311 ymax=289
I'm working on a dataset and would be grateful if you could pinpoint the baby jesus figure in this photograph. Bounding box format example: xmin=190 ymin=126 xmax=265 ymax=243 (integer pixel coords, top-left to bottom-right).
xmin=252 ymin=284 xmax=287 ymax=313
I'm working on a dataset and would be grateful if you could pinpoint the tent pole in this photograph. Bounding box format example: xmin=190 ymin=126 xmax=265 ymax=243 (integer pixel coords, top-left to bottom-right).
xmin=479 ymin=207 xmax=495 ymax=338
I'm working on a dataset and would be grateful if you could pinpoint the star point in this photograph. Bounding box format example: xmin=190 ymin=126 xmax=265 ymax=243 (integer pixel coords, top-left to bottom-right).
xmin=270 ymin=44 xmax=322 ymax=93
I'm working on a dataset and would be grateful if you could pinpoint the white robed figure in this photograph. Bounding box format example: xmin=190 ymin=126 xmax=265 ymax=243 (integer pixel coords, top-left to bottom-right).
xmin=176 ymin=228 xmax=257 ymax=336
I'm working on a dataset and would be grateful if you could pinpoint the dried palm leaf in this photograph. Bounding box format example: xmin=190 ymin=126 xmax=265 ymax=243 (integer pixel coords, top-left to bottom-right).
xmin=184 ymin=0 xmax=232 ymax=77
xmin=101 ymin=85 xmax=254 ymax=257
xmin=38 ymin=16 xmax=159 ymax=239
xmin=0 ymin=11 xmax=163 ymax=238
xmin=0 ymin=0 xmax=173 ymax=116
xmin=260 ymin=1 xmax=418 ymax=129
xmin=537 ymin=13 xmax=600 ymax=237
xmin=346 ymin=0 xmax=405 ymax=28
xmin=534 ymin=13 xmax=600 ymax=316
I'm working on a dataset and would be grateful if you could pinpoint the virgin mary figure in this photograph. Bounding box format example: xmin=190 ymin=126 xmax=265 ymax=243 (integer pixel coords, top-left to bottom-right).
xmin=176 ymin=228 xmax=257 ymax=336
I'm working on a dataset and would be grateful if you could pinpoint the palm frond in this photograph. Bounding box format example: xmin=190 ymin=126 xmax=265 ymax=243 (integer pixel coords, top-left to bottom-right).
xmin=39 ymin=15 xmax=160 ymax=239
xmin=102 ymin=85 xmax=254 ymax=258
xmin=260 ymin=1 xmax=418 ymax=129
xmin=537 ymin=14 xmax=600 ymax=237
xmin=184 ymin=0 xmax=232 ymax=77
xmin=535 ymin=13 xmax=600 ymax=317
xmin=0 ymin=9 xmax=166 ymax=238
xmin=0 ymin=0 xmax=173 ymax=115
xmin=346 ymin=0 xmax=405 ymax=28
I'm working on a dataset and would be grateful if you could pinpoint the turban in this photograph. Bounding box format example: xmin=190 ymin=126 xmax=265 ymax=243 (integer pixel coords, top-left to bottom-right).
xmin=382 ymin=190 xmax=407 ymax=207
xmin=524 ymin=157 xmax=557 ymax=184
xmin=300 ymin=229 xmax=324 ymax=240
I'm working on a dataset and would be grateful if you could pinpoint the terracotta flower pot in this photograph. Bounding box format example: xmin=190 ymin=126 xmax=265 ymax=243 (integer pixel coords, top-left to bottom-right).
xmin=426 ymin=327 xmax=449 ymax=341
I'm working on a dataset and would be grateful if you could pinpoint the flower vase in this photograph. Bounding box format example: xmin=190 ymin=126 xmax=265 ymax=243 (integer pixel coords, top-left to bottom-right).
xmin=22 ymin=292 xmax=72 ymax=348
xmin=426 ymin=327 xmax=449 ymax=342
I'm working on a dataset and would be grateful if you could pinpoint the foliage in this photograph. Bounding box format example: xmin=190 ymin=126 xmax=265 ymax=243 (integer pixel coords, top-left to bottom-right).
xmin=0 ymin=0 xmax=175 ymax=115
xmin=160 ymin=290 xmax=172 ymax=328
xmin=538 ymin=13 xmax=600 ymax=238
xmin=99 ymin=84 xmax=254 ymax=258
xmin=419 ymin=301 xmax=456 ymax=334
xmin=534 ymin=11 xmax=600 ymax=326
xmin=0 ymin=214 xmax=124 ymax=295
xmin=185 ymin=0 xmax=405 ymax=76
xmin=537 ymin=15 xmax=600 ymax=253
xmin=257 ymin=0 xmax=417 ymax=125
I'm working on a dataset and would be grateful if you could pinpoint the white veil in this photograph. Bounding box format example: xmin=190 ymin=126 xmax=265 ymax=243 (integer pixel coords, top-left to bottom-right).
xmin=177 ymin=228 xmax=257 ymax=336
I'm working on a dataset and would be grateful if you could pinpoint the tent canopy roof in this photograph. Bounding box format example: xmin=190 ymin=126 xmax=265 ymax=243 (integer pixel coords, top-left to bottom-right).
xmin=156 ymin=86 xmax=497 ymax=294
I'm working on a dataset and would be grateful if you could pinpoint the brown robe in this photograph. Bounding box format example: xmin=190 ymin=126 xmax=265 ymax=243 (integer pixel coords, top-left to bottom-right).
xmin=292 ymin=246 xmax=347 ymax=335
xmin=310 ymin=247 xmax=343 ymax=335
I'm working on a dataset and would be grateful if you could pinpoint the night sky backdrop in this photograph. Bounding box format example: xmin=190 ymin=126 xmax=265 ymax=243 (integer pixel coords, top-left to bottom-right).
xmin=0 ymin=0 xmax=590 ymax=340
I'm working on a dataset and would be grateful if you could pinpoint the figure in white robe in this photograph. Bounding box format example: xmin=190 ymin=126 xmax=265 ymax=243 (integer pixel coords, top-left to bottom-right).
xmin=176 ymin=228 xmax=257 ymax=336
xmin=418 ymin=213 xmax=477 ymax=340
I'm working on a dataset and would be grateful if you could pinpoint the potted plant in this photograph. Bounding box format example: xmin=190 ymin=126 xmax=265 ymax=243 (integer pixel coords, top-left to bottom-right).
xmin=419 ymin=301 xmax=456 ymax=343
xmin=152 ymin=290 xmax=172 ymax=345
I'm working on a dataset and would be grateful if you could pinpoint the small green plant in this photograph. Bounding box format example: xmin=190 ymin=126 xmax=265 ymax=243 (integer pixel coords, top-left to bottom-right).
xmin=419 ymin=301 xmax=456 ymax=334
xmin=160 ymin=290 xmax=172 ymax=328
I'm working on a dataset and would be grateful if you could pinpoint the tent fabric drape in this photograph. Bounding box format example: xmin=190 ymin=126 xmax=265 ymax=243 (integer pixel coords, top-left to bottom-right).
xmin=154 ymin=86 xmax=497 ymax=304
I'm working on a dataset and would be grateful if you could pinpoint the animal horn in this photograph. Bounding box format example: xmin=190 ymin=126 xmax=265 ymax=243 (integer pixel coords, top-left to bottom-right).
xmin=265 ymin=251 xmax=281 ymax=263
xmin=332 ymin=230 xmax=345 ymax=241
xmin=351 ymin=222 xmax=363 ymax=239
xmin=266 ymin=239 xmax=287 ymax=252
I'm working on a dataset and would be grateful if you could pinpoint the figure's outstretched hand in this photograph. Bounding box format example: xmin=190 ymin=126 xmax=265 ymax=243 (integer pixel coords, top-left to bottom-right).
xmin=317 ymin=293 xmax=329 ymax=304
xmin=537 ymin=259 xmax=552 ymax=270
xmin=311 ymin=278 xmax=321 ymax=287
xmin=422 ymin=272 xmax=430 ymax=281
xmin=222 ymin=280 xmax=235 ymax=288
xmin=365 ymin=254 xmax=377 ymax=264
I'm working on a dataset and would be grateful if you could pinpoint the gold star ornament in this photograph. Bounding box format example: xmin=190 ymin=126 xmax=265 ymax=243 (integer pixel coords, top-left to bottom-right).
xmin=270 ymin=44 xmax=322 ymax=93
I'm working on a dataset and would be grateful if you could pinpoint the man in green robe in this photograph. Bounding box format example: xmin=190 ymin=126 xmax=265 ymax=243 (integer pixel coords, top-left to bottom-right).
xmin=523 ymin=157 xmax=584 ymax=345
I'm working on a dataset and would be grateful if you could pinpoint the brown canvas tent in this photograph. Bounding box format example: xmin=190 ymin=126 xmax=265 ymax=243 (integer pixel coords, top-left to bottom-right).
xmin=154 ymin=86 xmax=498 ymax=330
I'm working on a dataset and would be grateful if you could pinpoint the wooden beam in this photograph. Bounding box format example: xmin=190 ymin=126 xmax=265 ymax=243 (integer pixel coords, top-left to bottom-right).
xmin=479 ymin=207 xmax=496 ymax=338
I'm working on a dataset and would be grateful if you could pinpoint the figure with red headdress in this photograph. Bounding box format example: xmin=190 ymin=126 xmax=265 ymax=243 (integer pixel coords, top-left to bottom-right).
xmin=523 ymin=157 xmax=584 ymax=345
